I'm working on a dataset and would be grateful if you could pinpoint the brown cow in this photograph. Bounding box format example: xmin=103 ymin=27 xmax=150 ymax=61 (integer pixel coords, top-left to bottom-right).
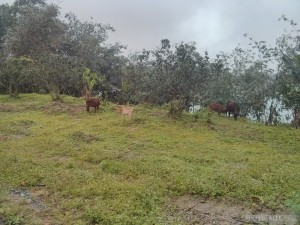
xmin=86 ymin=98 xmax=100 ymax=112
xmin=208 ymin=102 xmax=226 ymax=116
xmin=294 ymin=112 xmax=300 ymax=129
xmin=226 ymin=101 xmax=240 ymax=120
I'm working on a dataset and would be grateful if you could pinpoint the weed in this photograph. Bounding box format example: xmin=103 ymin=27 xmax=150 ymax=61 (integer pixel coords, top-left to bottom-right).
xmin=0 ymin=211 xmax=24 ymax=225
xmin=286 ymin=192 xmax=300 ymax=217
xmin=4 ymin=216 xmax=24 ymax=225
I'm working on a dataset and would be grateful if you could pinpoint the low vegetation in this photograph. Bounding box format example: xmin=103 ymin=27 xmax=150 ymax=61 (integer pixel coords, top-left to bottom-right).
xmin=0 ymin=94 xmax=299 ymax=224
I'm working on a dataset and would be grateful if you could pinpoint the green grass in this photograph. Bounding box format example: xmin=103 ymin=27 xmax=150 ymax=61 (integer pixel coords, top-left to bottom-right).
xmin=0 ymin=93 xmax=299 ymax=224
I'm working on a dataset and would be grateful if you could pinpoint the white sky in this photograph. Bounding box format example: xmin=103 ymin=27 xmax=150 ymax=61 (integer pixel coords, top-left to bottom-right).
xmin=1 ymin=0 xmax=300 ymax=57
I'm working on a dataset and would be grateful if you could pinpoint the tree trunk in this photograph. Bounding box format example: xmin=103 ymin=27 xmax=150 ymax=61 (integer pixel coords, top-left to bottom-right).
xmin=255 ymin=112 xmax=261 ymax=122
xmin=266 ymin=101 xmax=274 ymax=125
xmin=9 ymin=79 xmax=13 ymax=97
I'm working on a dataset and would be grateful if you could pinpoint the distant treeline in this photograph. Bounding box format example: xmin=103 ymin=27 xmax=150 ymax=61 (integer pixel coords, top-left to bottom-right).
xmin=0 ymin=0 xmax=299 ymax=123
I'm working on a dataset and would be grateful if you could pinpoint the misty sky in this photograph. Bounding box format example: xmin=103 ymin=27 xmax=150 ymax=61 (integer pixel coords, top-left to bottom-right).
xmin=2 ymin=0 xmax=300 ymax=57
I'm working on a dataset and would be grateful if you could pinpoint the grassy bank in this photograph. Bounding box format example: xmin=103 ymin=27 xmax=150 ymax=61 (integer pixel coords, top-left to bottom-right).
xmin=0 ymin=94 xmax=299 ymax=224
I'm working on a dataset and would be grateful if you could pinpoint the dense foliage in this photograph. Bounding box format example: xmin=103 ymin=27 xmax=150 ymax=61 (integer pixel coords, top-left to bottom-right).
xmin=0 ymin=0 xmax=299 ymax=123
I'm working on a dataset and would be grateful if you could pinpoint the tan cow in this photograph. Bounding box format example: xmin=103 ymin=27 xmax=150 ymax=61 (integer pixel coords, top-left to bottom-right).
xmin=116 ymin=106 xmax=134 ymax=119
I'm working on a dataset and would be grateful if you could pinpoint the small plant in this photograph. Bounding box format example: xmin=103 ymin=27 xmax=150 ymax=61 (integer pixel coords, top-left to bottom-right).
xmin=206 ymin=112 xmax=213 ymax=124
xmin=168 ymin=100 xmax=185 ymax=118
xmin=194 ymin=113 xmax=199 ymax=122
xmin=196 ymin=108 xmax=214 ymax=124
xmin=3 ymin=215 xmax=24 ymax=225
xmin=84 ymin=209 xmax=110 ymax=225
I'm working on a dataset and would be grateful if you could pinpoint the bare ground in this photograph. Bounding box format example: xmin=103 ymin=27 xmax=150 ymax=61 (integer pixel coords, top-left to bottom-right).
xmin=42 ymin=101 xmax=84 ymax=115
xmin=167 ymin=195 xmax=298 ymax=225
xmin=2 ymin=190 xmax=299 ymax=224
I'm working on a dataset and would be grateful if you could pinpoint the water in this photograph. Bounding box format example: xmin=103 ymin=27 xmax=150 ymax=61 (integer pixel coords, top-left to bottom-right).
xmin=248 ymin=99 xmax=294 ymax=124
xmin=190 ymin=99 xmax=294 ymax=124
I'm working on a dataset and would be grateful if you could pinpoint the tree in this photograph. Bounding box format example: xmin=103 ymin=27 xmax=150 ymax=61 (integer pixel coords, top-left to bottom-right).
xmin=1 ymin=0 xmax=126 ymax=100
xmin=0 ymin=0 xmax=46 ymax=50
xmin=204 ymin=52 xmax=235 ymax=106
xmin=36 ymin=52 xmax=81 ymax=101
xmin=122 ymin=39 xmax=211 ymax=115
xmin=64 ymin=13 xmax=116 ymax=70
xmin=0 ymin=4 xmax=13 ymax=51
xmin=2 ymin=3 xmax=71 ymax=100
xmin=172 ymin=42 xmax=210 ymax=110
xmin=280 ymin=53 xmax=300 ymax=113
xmin=5 ymin=3 xmax=65 ymax=57
xmin=220 ymin=34 xmax=279 ymax=122
xmin=0 ymin=56 xmax=33 ymax=96
xmin=276 ymin=16 xmax=300 ymax=119
xmin=64 ymin=13 xmax=126 ymax=98
xmin=122 ymin=50 xmax=151 ymax=104
xmin=282 ymin=54 xmax=300 ymax=80
xmin=242 ymin=62 xmax=273 ymax=122
xmin=82 ymin=67 xmax=106 ymax=99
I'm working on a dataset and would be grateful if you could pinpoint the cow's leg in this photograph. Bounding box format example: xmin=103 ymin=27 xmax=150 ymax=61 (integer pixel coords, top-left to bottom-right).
xmin=234 ymin=114 xmax=238 ymax=120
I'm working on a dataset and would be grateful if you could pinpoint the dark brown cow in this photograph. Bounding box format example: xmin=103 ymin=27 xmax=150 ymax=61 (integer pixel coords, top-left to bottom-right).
xmin=86 ymin=98 xmax=100 ymax=112
xmin=294 ymin=112 xmax=300 ymax=129
xmin=208 ymin=102 xmax=226 ymax=115
xmin=226 ymin=101 xmax=240 ymax=120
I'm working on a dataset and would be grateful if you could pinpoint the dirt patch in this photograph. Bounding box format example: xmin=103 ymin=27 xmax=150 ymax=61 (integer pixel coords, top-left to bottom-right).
xmin=71 ymin=131 xmax=101 ymax=142
xmin=0 ymin=120 xmax=34 ymax=141
xmin=42 ymin=101 xmax=84 ymax=115
xmin=0 ymin=135 xmax=9 ymax=141
xmin=8 ymin=187 xmax=57 ymax=225
xmin=116 ymin=149 xmax=143 ymax=161
xmin=10 ymin=188 xmax=47 ymax=211
xmin=0 ymin=103 xmax=21 ymax=112
xmin=0 ymin=103 xmax=39 ymax=112
xmin=167 ymin=195 xmax=298 ymax=225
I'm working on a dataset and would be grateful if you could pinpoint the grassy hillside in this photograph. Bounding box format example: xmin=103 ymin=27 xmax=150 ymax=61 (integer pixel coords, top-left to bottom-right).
xmin=0 ymin=94 xmax=299 ymax=224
